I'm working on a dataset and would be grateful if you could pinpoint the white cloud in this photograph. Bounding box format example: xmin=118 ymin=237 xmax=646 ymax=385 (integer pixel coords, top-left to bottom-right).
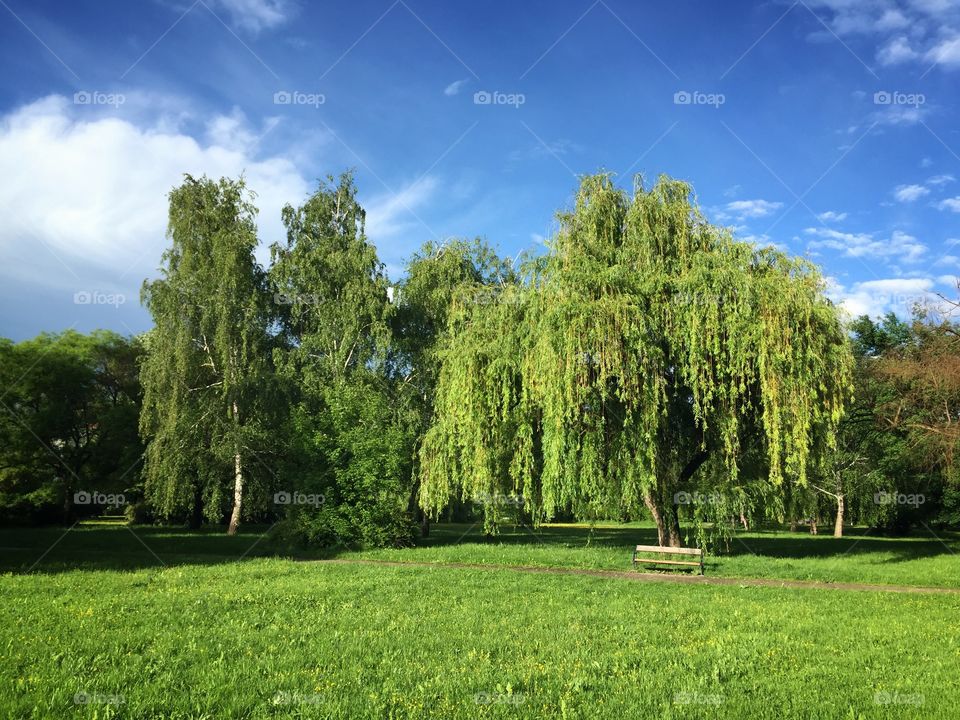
xmin=828 ymin=276 xmax=935 ymax=318
xmin=205 ymin=0 xmax=293 ymax=33
xmin=937 ymin=196 xmax=960 ymax=212
xmin=364 ymin=177 xmax=439 ymax=241
xmin=893 ymin=183 xmax=931 ymax=202
xmin=817 ymin=210 xmax=848 ymax=222
xmin=0 ymin=95 xmax=309 ymax=287
xmin=928 ymin=173 xmax=956 ymax=186
xmin=806 ymin=0 xmax=960 ymax=71
xmin=723 ymin=199 xmax=784 ymax=219
xmin=872 ymin=105 xmax=931 ymax=126
xmin=806 ymin=227 xmax=927 ymax=264
xmin=925 ymin=36 xmax=960 ymax=66
xmin=877 ymin=35 xmax=918 ymax=65
xmin=444 ymin=79 xmax=470 ymax=96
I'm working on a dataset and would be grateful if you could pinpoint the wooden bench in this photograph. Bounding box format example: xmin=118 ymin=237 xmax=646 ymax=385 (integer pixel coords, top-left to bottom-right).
xmin=632 ymin=544 xmax=704 ymax=575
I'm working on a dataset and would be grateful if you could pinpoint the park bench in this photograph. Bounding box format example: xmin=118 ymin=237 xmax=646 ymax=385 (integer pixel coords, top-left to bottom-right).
xmin=632 ymin=544 xmax=704 ymax=575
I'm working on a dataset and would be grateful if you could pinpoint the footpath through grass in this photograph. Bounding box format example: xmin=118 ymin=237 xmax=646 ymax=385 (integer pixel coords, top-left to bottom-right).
xmin=3 ymin=556 xmax=960 ymax=719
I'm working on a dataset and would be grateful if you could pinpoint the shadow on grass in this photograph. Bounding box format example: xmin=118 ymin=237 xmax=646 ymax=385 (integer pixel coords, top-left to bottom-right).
xmin=401 ymin=522 xmax=960 ymax=563
xmin=1 ymin=521 xmax=956 ymax=575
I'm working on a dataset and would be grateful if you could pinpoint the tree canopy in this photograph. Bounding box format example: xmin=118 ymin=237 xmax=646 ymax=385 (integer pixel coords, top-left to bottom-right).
xmin=419 ymin=174 xmax=853 ymax=545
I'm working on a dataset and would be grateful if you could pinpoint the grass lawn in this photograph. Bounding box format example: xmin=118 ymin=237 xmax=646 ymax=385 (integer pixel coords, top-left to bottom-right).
xmin=347 ymin=522 xmax=960 ymax=589
xmin=1 ymin=523 xmax=959 ymax=718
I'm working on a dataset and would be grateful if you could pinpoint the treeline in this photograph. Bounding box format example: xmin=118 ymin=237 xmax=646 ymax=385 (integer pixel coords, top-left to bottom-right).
xmin=0 ymin=172 xmax=957 ymax=545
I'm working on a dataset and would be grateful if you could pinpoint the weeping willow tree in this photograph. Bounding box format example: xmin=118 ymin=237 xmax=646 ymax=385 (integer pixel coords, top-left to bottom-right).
xmin=419 ymin=174 xmax=853 ymax=546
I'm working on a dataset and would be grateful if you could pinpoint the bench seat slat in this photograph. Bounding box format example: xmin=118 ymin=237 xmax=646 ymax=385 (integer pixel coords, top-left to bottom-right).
xmin=634 ymin=544 xmax=702 ymax=556
xmin=634 ymin=558 xmax=701 ymax=566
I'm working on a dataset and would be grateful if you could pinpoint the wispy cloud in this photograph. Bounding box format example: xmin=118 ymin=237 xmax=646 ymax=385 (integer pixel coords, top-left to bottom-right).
xmin=444 ymin=79 xmax=470 ymax=96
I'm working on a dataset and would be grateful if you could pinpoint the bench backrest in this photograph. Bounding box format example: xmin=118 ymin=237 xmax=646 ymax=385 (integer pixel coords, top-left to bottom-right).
xmin=634 ymin=544 xmax=702 ymax=556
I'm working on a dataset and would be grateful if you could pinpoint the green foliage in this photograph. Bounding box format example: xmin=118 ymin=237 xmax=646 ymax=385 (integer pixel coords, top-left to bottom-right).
xmin=269 ymin=173 xmax=414 ymax=547
xmin=420 ymin=174 xmax=853 ymax=541
xmin=0 ymin=331 xmax=142 ymax=524
xmin=139 ymin=175 xmax=274 ymax=528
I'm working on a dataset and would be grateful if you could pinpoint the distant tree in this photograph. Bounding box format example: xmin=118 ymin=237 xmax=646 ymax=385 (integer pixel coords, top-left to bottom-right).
xmin=392 ymin=238 xmax=516 ymax=533
xmin=269 ymin=173 xmax=414 ymax=547
xmin=140 ymin=175 xmax=273 ymax=534
xmin=0 ymin=331 xmax=142 ymax=524
xmin=419 ymin=174 xmax=853 ymax=546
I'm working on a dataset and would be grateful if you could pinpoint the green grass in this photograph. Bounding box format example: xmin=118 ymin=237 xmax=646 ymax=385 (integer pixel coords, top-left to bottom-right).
xmin=1 ymin=524 xmax=960 ymax=718
xmin=346 ymin=522 xmax=960 ymax=589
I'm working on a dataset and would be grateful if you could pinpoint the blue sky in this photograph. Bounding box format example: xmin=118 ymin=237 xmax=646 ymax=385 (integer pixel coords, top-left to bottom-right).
xmin=1 ymin=0 xmax=959 ymax=339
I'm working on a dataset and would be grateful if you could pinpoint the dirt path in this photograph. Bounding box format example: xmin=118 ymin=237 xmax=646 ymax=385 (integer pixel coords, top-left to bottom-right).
xmin=314 ymin=558 xmax=960 ymax=595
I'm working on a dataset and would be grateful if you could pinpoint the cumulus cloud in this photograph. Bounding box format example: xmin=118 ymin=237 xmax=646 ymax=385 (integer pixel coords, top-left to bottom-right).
xmin=0 ymin=95 xmax=309 ymax=286
xmin=805 ymin=0 xmax=960 ymax=72
xmin=827 ymin=276 xmax=935 ymax=318
xmin=893 ymin=183 xmax=931 ymax=202
xmin=806 ymin=226 xmax=927 ymax=264
xmin=715 ymin=199 xmax=784 ymax=222
xmin=937 ymin=196 xmax=960 ymax=212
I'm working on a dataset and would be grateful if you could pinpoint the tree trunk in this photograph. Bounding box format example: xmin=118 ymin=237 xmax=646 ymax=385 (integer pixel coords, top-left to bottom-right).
xmin=789 ymin=520 xmax=798 ymax=532
xmin=833 ymin=495 xmax=844 ymax=538
xmin=810 ymin=518 xmax=818 ymax=535
xmin=643 ymin=490 xmax=668 ymax=546
xmin=188 ymin=484 xmax=204 ymax=529
xmin=667 ymin=501 xmax=682 ymax=548
xmin=228 ymin=451 xmax=243 ymax=535
xmin=227 ymin=401 xmax=243 ymax=536
xmin=739 ymin=511 xmax=749 ymax=530
xmin=420 ymin=514 xmax=430 ymax=538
